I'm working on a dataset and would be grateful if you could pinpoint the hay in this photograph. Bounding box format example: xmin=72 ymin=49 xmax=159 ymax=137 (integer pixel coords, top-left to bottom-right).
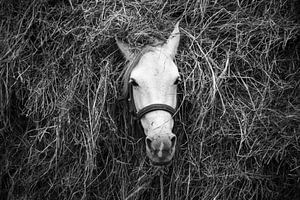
xmin=1 ymin=0 xmax=299 ymax=199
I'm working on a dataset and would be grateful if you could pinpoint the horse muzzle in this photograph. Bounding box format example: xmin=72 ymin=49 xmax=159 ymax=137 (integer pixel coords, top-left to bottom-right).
xmin=145 ymin=133 xmax=176 ymax=166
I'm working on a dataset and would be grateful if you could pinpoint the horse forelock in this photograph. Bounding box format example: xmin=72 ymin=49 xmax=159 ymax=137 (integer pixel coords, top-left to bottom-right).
xmin=121 ymin=42 xmax=165 ymax=99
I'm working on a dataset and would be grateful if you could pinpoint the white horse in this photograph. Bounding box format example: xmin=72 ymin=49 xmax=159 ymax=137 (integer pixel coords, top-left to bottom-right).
xmin=117 ymin=23 xmax=180 ymax=166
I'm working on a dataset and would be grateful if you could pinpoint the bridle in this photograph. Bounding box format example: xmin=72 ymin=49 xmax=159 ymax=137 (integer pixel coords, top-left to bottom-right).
xmin=127 ymin=82 xmax=177 ymax=126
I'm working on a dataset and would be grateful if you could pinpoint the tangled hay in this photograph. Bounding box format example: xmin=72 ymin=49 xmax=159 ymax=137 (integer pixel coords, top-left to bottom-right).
xmin=1 ymin=0 xmax=299 ymax=199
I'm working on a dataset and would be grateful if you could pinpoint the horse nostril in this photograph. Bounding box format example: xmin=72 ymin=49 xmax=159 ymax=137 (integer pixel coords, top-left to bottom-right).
xmin=145 ymin=138 xmax=152 ymax=150
xmin=170 ymin=135 xmax=176 ymax=148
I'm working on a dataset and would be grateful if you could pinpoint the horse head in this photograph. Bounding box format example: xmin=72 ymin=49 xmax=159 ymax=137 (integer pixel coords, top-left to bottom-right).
xmin=117 ymin=23 xmax=180 ymax=166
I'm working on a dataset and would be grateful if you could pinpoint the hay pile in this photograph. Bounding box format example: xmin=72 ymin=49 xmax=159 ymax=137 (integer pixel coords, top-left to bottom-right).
xmin=1 ymin=0 xmax=299 ymax=199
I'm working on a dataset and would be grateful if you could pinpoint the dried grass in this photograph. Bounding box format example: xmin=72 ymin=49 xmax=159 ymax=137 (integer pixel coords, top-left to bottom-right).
xmin=0 ymin=0 xmax=299 ymax=199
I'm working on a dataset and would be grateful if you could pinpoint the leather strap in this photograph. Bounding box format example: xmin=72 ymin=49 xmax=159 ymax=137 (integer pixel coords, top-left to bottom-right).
xmin=128 ymin=82 xmax=177 ymax=121
xmin=136 ymin=104 xmax=176 ymax=120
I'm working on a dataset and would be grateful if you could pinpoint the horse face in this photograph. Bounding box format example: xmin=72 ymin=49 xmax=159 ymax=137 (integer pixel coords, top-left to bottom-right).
xmin=117 ymin=23 xmax=180 ymax=165
xmin=130 ymin=51 xmax=179 ymax=165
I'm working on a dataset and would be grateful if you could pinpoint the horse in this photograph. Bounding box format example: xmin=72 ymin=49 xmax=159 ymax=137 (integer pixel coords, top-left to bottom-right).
xmin=116 ymin=22 xmax=180 ymax=166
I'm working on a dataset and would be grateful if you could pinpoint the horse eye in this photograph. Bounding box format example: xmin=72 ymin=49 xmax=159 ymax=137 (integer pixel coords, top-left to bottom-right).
xmin=174 ymin=77 xmax=182 ymax=85
xmin=129 ymin=79 xmax=139 ymax=87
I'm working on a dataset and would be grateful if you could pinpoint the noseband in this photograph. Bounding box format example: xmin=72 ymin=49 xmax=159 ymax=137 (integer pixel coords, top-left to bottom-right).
xmin=127 ymin=82 xmax=177 ymax=122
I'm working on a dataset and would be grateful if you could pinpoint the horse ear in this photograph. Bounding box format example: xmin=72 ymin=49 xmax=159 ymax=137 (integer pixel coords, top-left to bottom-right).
xmin=116 ymin=38 xmax=134 ymax=60
xmin=162 ymin=22 xmax=180 ymax=58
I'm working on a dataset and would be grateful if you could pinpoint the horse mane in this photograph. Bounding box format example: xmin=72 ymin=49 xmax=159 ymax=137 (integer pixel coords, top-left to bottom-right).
xmin=120 ymin=41 xmax=165 ymax=99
